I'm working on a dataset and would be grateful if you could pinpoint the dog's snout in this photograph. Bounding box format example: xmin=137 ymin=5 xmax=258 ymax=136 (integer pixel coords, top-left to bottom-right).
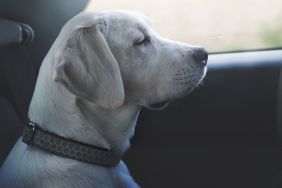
xmin=192 ymin=47 xmax=208 ymax=66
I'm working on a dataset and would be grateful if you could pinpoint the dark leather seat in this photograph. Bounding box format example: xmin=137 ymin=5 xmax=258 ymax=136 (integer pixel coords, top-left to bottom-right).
xmin=0 ymin=0 xmax=87 ymax=166
xmin=0 ymin=97 xmax=22 ymax=163
xmin=0 ymin=44 xmax=36 ymax=165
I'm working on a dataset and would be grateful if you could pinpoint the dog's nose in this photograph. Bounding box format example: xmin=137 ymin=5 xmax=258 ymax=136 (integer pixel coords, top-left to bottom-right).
xmin=192 ymin=47 xmax=208 ymax=66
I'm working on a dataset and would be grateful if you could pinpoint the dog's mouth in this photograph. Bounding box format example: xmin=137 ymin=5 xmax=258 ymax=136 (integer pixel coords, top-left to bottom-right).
xmin=144 ymin=100 xmax=171 ymax=111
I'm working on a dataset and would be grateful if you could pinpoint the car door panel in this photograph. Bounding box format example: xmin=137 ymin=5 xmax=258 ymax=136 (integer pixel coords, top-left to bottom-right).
xmin=124 ymin=50 xmax=282 ymax=187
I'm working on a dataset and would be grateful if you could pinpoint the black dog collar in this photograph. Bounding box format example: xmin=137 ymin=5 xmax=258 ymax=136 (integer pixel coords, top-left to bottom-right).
xmin=22 ymin=121 xmax=121 ymax=167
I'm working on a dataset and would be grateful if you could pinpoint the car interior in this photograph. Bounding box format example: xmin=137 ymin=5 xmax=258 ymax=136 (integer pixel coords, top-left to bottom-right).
xmin=1 ymin=0 xmax=282 ymax=187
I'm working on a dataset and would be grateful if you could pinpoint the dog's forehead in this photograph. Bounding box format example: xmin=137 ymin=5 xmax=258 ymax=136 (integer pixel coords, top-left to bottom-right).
xmin=66 ymin=11 xmax=152 ymax=35
xmin=102 ymin=10 xmax=151 ymax=29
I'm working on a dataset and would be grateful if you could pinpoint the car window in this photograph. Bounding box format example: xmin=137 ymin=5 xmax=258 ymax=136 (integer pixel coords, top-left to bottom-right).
xmin=86 ymin=0 xmax=282 ymax=53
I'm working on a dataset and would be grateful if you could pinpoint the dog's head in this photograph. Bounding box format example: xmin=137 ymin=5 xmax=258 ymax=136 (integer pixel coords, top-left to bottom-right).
xmin=53 ymin=11 xmax=207 ymax=110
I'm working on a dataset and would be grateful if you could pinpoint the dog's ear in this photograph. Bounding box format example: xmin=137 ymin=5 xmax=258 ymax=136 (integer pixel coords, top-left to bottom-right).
xmin=53 ymin=22 xmax=125 ymax=109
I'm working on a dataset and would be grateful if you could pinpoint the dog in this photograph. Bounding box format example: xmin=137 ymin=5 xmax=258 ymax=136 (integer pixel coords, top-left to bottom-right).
xmin=0 ymin=10 xmax=207 ymax=188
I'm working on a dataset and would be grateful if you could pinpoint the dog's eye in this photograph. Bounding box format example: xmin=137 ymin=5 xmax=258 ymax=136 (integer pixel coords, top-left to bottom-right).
xmin=134 ymin=37 xmax=150 ymax=46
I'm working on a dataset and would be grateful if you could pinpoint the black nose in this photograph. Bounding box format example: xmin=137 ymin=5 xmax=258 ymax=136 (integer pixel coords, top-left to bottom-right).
xmin=192 ymin=47 xmax=208 ymax=66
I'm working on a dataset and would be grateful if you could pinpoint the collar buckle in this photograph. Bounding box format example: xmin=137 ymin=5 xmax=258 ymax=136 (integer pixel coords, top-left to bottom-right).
xmin=28 ymin=122 xmax=35 ymax=131
xmin=24 ymin=121 xmax=36 ymax=146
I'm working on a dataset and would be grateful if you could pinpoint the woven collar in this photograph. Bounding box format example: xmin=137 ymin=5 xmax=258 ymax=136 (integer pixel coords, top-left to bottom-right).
xmin=22 ymin=121 xmax=121 ymax=167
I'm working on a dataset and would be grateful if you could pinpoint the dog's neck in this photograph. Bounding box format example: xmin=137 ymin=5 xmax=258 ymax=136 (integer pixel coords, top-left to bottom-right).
xmin=28 ymin=51 xmax=141 ymax=155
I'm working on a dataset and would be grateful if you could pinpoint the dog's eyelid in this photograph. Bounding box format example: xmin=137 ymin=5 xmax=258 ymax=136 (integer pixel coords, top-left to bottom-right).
xmin=133 ymin=35 xmax=150 ymax=46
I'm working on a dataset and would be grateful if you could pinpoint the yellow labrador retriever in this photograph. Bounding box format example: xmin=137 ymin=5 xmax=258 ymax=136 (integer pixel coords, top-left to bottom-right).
xmin=0 ymin=11 xmax=207 ymax=188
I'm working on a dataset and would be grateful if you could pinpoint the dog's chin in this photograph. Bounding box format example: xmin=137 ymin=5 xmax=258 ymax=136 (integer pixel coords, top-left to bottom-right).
xmin=145 ymin=100 xmax=171 ymax=111
xmin=144 ymin=80 xmax=203 ymax=111
xmin=180 ymin=73 xmax=206 ymax=97
xmin=144 ymin=70 xmax=206 ymax=111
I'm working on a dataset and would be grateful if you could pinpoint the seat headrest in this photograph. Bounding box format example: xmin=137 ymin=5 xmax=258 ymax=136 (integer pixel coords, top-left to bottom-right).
xmin=0 ymin=19 xmax=34 ymax=47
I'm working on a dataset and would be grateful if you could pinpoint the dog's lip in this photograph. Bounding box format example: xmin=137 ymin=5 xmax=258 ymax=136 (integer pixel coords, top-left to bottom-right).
xmin=182 ymin=72 xmax=206 ymax=96
xmin=145 ymin=100 xmax=171 ymax=111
